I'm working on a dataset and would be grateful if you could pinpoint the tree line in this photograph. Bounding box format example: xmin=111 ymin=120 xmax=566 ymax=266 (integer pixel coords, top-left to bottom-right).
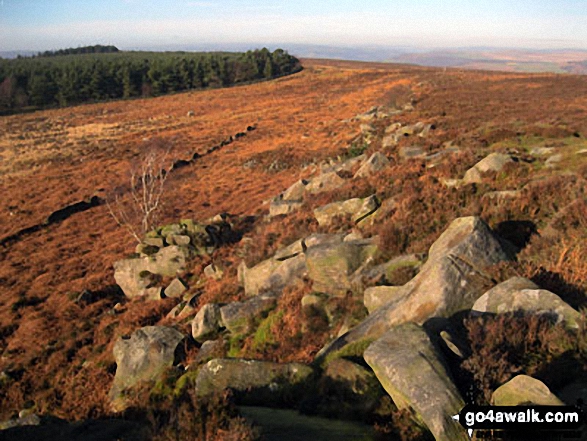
xmin=0 ymin=47 xmax=302 ymax=114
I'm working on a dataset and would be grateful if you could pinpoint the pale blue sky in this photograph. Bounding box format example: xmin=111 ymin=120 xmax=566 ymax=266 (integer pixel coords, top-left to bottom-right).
xmin=1 ymin=0 xmax=586 ymax=51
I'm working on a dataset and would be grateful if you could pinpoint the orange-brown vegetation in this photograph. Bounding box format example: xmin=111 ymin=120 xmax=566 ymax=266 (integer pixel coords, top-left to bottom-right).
xmin=2 ymin=58 xmax=587 ymax=438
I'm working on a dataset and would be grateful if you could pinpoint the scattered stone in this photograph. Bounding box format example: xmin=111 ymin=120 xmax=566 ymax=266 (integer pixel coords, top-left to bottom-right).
xmin=220 ymin=295 xmax=277 ymax=335
xmin=546 ymin=154 xmax=563 ymax=167
xmin=191 ymin=304 xmax=222 ymax=343
xmin=164 ymin=278 xmax=187 ymax=298
xmin=269 ymin=200 xmax=304 ymax=217
xmin=354 ymin=152 xmax=390 ymax=178
xmin=313 ymin=195 xmax=379 ymax=227
xmin=492 ymin=375 xmax=564 ymax=406
xmin=195 ymin=338 xmax=227 ymax=365
xmin=301 ymin=293 xmax=324 ymax=309
xmin=113 ymin=246 xmax=187 ymax=298
xmin=399 ymin=145 xmax=426 ymax=159
xmin=471 ymin=277 xmax=580 ymax=328
xmin=203 ymin=263 xmax=224 ymax=280
xmin=109 ymin=326 xmax=185 ymax=411
xmin=482 ymin=190 xmax=521 ymax=203
xmin=530 ymin=147 xmax=555 ymax=156
xmin=306 ymin=238 xmax=379 ymax=297
xmin=274 ymin=239 xmax=304 ymax=261
xmin=187 ymin=110 xmax=195 ymax=117
xmin=462 ymin=153 xmax=515 ymax=184
xmin=167 ymin=234 xmax=191 ymax=246
xmin=305 ymin=172 xmax=346 ymax=194
xmin=281 ymin=179 xmax=308 ymax=201
xmin=0 ymin=413 xmax=41 ymax=430
xmin=239 ymin=254 xmax=307 ymax=296
xmin=439 ymin=330 xmax=466 ymax=359
xmin=364 ymin=323 xmax=468 ymax=441
xmin=195 ymin=359 xmax=313 ymax=404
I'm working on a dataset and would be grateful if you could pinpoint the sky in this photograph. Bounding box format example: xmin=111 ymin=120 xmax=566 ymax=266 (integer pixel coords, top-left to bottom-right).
xmin=1 ymin=0 xmax=586 ymax=52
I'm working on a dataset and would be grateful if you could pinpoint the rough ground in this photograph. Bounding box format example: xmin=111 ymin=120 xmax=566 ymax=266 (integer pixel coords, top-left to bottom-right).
xmin=1 ymin=58 xmax=587 ymax=426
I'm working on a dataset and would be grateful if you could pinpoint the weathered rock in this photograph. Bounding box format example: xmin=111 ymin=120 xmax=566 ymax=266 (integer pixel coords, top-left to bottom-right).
xmin=492 ymin=375 xmax=564 ymax=406
xmin=472 ymin=277 xmax=580 ymax=327
xmin=399 ymin=146 xmax=426 ymax=159
xmin=113 ymin=246 xmax=187 ymax=298
xmin=306 ymin=238 xmax=379 ymax=297
xmin=318 ymin=358 xmax=384 ymax=418
xmin=481 ymin=190 xmax=521 ymax=203
xmin=269 ymin=200 xmax=303 ymax=217
xmin=314 ymin=198 xmax=362 ymax=227
xmin=164 ymin=278 xmax=187 ymax=298
xmin=354 ymin=152 xmax=390 ymax=178
xmin=313 ymin=195 xmax=379 ymax=227
xmin=195 ymin=338 xmax=227 ymax=365
xmin=364 ymin=323 xmax=468 ymax=441
xmin=167 ymin=234 xmax=191 ymax=246
xmin=334 ymin=154 xmax=367 ymax=173
xmin=353 ymin=253 xmax=423 ymax=289
xmin=203 ymin=263 xmax=223 ymax=280
xmin=109 ymin=326 xmax=185 ymax=411
xmin=320 ymin=216 xmax=512 ymax=358
xmin=239 ymin=254 xmax=307 ymax=296
xmin=305 ymin=172 xmax=346 ymax=194
xmin=220 ymin=295 xmax=277 ymax=335
xmin=274 ymin=239 xmax=305 ymax=261
xmin=363 ymin=286 xmax=403 ymax=314
xmin=191 ymin=304 xmax=222 ymax=342
xmin=282 ymin=179 xmax=308 ymax=201
xmin=0 ymin=413 xmax=41 ymax=430
xmin=195 ymin=359 xmax=313 ymax=404
xmin=462 ymin=152 xmax=515 ymax=184
xmin=546 ymin=154 xmax=563 ymax=167
xmin=439 ymin=330 xmax=467 ymax=359
xmin=301 ymin=293 xmax=324 ymax=309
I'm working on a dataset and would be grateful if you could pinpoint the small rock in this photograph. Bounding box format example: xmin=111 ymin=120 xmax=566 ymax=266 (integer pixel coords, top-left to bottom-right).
xmin=220 ymin=295 xmax=277 ymax=335
xmin=305 ymin=172 xmax=346 ymax=194
xmin=192 ymin=304 xmax=223 ymax=342
xmin=203 ymin=263 xmax=224 ymax=280
xmin=363 ymin=286 xmax=404 ymax=314
xmin=492 ymin=375 xmax=564 ymax=406
xmin=463 ymin=153 xmax=515 ymax=184
xmin=164 ymin=278 xmax=187 ymax=298
xmin=269 ymin=200 xmax=303 ymax=217
xmin=354 ymin=152 xmax=390 ymax=178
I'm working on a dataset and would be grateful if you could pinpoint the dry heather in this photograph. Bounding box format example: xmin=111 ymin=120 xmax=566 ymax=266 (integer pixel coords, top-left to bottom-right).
xmin=1 ymin=59 xmax=587 ymax=439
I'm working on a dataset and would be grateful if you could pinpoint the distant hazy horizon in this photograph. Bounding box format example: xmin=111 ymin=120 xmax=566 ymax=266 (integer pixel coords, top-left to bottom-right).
xmin=1 ymin=0 xmax=586 ymax=53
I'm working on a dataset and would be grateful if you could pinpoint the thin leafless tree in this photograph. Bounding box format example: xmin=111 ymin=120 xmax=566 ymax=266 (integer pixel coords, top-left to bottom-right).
xmin=107 ymin=143 xmax=173 ymax=243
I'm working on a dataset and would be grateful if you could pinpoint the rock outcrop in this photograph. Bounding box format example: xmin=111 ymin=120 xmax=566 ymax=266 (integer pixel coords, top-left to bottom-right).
xmin=195 ymin=359 xmax=313 ymax=404
xmin=472 ymin=277 xmax=580 ymax=328
xmin=109 ymin=326 xmax=185 ymax=411
xmin=364 ymin=323 xmax=468 ymax=441
xmin=491 ymin=375 xmax=564 ymax=406
xmin=319 ymin=216 xmax=513 ymax=358
xmin=462 ymin=152 xmax=515 ymax=184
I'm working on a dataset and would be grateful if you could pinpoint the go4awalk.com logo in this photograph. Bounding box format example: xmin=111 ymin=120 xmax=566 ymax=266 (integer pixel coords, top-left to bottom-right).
xmin=452 ymin=405 xmax=585 ymax=439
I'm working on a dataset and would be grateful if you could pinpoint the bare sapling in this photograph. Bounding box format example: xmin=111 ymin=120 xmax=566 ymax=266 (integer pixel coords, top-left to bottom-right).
xmin=107 ymin=142 xmax=174 ymax=243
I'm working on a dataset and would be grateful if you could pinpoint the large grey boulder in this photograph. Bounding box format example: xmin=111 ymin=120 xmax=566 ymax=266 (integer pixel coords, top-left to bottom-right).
xmin=313 ymin=195 xmax=379 ymax=227
xmin=195 ymin=359 xmax=313 ymax=404
xmin=239 ymin=253 xmax=307 ymax=296
xmin=492 ymin=375 xmax=564 ymax=406
xmin=306 ymin=238 xmax=379 ymax=297
xmin=354 ymin=152 xmax=390 ymax=178
xmin=114 ymin=246 xmax=187 ymax=298
xmin=305 ymin=172 xmax=346 ymax=194
xmin=319 ymin=216 xmax=512 ymax=358
xmin=462 ymin=152 xmax=515 ymax=184
xmin=220 ymin=295 xmax=277 ymax=335
xmin=191 ymin=304 xmax=223 ymax=343
xmin=364 ymin=323 xmax=468 ymax=441
xmin=109 ymin=326 xmax=185 ymax=411
xmin=472 ymin=277 xmax=580 ymax=328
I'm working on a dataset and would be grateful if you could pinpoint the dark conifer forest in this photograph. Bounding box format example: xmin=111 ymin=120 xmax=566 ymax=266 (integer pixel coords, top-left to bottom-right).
xmin=0 ymin=46 xmax=302 ymax=114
